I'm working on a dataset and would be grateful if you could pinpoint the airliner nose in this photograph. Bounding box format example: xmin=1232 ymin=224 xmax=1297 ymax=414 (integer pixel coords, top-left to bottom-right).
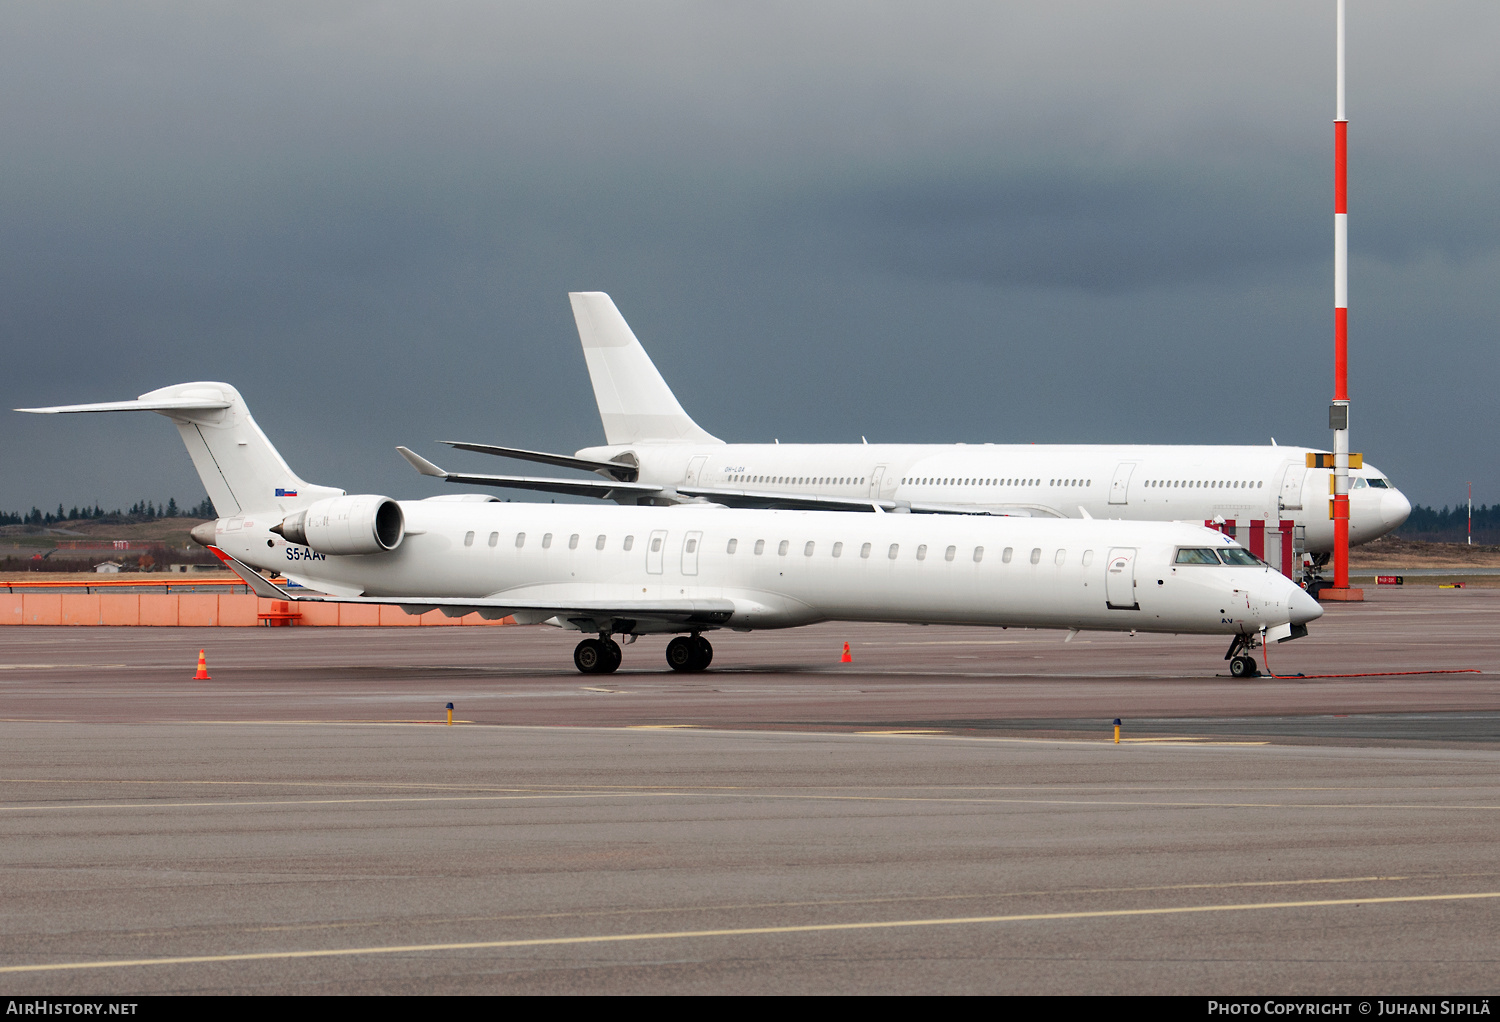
xmin=1382 ymin=489 xmax=1412 ymax=531
xmin=1289 ymin=586 xmax=1324 ymax=625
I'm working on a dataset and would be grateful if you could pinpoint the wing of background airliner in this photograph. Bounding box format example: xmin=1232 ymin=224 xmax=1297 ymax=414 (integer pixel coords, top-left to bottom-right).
xmin=399 ymin=445 xmax=1055 ymax=515
xmin=210 ymin=547 xmax=735 ymax=630
xmin=396 ymin=447 xmax=662 ymax=500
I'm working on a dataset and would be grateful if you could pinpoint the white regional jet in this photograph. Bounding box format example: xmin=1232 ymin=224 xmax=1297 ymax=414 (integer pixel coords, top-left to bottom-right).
xmin=400 ymin=293 xmax=1411 ymax=588
xmin=21 ymin=383 xmax=1320 ymax=676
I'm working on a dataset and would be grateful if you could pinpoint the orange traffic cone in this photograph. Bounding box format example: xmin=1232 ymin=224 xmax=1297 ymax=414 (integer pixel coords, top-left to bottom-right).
xmin=193 ymin=649 xmax=211 ymax=681
xmin=840 ymin=642 xmax=852 ymax=664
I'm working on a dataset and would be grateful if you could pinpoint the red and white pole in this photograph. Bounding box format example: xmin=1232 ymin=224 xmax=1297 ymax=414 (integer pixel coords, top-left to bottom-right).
xmin=1330 ymin=0 xmax=1353 ymax=593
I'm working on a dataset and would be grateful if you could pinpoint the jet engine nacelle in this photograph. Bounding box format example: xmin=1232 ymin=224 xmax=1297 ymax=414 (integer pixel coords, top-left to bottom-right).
xmin=273 ymin=495 xmax=405 ymax=555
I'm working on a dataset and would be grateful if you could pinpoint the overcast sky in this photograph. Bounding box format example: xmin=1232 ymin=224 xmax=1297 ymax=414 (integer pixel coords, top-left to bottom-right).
xmin=3 ymin=1 xmax=1496 ymax=514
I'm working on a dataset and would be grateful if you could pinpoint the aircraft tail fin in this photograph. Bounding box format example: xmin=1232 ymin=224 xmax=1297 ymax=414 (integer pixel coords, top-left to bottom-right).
xmin=17 ymin=382 xmax=342 ymax=517
xmin=568 ymin=292 xmax=722 ymax=445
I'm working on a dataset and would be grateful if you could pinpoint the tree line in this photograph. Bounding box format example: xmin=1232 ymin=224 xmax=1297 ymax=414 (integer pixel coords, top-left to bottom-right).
xmin=0 ymin=497 xmax=215 ymax=527
xmin=1396 ymin=503 xmax=1499 ymax=544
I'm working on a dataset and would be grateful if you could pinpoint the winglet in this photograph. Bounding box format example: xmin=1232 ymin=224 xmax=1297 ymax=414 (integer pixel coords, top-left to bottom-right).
xmin=397 ymin=446 xmax=448 ymax=478
xmin=209 ymin=547 xmax=298 ymax=600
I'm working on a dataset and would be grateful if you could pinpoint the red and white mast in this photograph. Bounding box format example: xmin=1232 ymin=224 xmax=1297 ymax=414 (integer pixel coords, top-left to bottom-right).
xmin=1330 ymin=0 xmax=1354 ymax=595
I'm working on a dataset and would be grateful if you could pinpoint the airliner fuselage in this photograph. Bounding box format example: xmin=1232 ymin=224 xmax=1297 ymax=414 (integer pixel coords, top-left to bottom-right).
xmin=576 ymin=440 xmax=1409 ymax=553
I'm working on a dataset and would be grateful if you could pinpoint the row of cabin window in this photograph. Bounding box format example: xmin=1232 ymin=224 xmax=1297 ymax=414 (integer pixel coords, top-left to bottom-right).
xmin=729 ymin=475 xmax=867 ymax=485
xmin=732 ymin=541 xmax=1091 ymax=566
xmin=1146 ymin=479 xmax=1264 ymax=490
xmin=899 ymin=477 xmax=1092 ymax=487
xmin=464 ymin=531 xmax=612 ymax=550
xmin=463 ymin=529 xmax=1088 ymax=567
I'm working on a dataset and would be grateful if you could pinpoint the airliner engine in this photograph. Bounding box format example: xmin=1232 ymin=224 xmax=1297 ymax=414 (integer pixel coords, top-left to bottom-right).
xmin=272 ymin=496 xmax=404 ymax=555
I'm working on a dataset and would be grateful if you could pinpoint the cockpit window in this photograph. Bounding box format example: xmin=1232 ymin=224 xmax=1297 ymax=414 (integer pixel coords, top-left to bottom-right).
xmin=1352 ymin=477 xmax=1367 ymax=489
xmin=1174 ymin=548 xmax=1222 ymax=564
xmin=1217 ymin=548 xmax=1260 ymax=566
xmin=1367 ymin=478 xmax=1390 ymax=489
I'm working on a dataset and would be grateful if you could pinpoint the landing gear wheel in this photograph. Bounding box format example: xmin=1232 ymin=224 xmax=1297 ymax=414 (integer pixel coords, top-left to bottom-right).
xmin=666 ymin=636 xmax=699 ymax=672
xmin=1229 ymin=655 xmax=1259 ymax=678
xmin=666 ymin=635 xmax=711 ymax=673
xmin=600 ymin=638 xmax=622 ymax=674
xmin=574 ymin=638 xmax=608 ymax=674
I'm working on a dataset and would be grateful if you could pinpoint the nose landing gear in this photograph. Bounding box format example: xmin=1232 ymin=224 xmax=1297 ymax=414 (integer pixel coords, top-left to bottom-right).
xmin=1224 ymin=633 xmax=1260 ymax=678
xmin=666 ymin=633 xmax=713 ymax=673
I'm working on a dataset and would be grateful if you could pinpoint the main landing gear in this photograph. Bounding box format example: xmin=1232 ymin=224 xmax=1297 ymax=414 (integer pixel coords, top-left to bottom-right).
xmin=571 ymin=633 xmax=715 ymax=674
xmin=665 ymin=634 xmax=713 ymax=673
xmin=1224 ymin=633 xmax=1260 ymax=678
xmin=573 ymin=636 xmax=622 ymax=674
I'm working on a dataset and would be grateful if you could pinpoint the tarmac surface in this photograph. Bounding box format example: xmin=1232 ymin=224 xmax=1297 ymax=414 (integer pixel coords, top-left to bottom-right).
xmin=2 ymin=587 xmax=1498 ymax=994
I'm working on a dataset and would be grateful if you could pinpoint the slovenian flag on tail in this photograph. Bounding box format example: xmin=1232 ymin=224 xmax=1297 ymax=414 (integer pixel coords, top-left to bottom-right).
xmin=275 ymin=488 xmax=298 ymax=497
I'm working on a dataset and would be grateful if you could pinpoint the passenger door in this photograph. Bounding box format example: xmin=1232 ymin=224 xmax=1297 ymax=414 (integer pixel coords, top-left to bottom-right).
xmin=1108 ymin=462 xmax=1137 ymax=505
xmin=685 ymin=456 xmax=708 ymax=487
xmin=1105 ymin=547 xmax=1139 ymax=610
xmin=681 ymin=531 xmax=703 ymax=576
xmin=1277 ymin=462 xmax=1306 ymax=511
xmin=868 ymin=465 xmax=886 ymax=499
xmin=646 ymin=529 xmax=667 ymax=574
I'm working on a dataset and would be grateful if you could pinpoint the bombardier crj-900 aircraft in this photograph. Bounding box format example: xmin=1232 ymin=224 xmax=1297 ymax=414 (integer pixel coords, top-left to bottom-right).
xmin=400 ymin=293 xmax=1410 ymax=583
xmin=22 ymin=383 xmax=1320 ymax=676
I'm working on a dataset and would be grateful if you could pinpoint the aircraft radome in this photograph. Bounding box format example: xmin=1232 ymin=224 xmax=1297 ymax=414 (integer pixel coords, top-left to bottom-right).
xmin=403 ymin=292 xmax=1410 ymax=594
xmin=20 ymin=383 xmax=1321 ymax=677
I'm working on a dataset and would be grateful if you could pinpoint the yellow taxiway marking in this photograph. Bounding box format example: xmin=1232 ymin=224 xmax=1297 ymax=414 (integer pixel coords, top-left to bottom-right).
xmin=115 ymin=873 xmax=1451 ymax=939
xmin=580 ymin=687 xmax=629 ymax=694
xmin=856 ymin=729 xmax=946 ymax=735
xmin=0 ymin=664 xmax=128 ymax=670
xmin=4 ymin=890 xmax=1498 ymax=975
xmin=625 ymin=724 xmax=701 ymax=730
xmin=1120 ymin=737 xmax=1270 ymax=746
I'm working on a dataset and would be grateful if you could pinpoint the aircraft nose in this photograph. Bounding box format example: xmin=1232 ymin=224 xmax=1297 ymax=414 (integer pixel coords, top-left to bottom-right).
xmin=1288 ymin=585 xmax=1324 ymax=625
xmin=1382 ymin=489 xmax=1412 ymax=531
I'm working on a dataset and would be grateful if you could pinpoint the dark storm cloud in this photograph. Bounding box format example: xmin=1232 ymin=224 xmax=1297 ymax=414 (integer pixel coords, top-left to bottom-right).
xmin=815 ymin=163 xmax=1324 ymax=291
xmin=1 ymin=2 xmax=1497 ymax=513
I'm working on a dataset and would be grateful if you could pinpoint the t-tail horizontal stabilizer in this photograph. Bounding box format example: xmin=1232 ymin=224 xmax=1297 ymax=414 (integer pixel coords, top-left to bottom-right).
xmin=17 ymin=382 xmax=342 ymax=518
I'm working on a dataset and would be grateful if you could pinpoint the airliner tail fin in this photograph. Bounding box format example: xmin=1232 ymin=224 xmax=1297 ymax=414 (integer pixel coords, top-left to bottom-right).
xmin=568 ymin=292 xmax=722 ymax=446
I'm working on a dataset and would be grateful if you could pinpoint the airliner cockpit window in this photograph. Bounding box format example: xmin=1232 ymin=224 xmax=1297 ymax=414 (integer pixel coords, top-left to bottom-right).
xmin=1217 ymin=548 xmax=1260 ymax=566
xmin=1174 ymin=548 xmax=1221 ymax=564
xmin=1352 ymin=477 xmax=1368 ymax=489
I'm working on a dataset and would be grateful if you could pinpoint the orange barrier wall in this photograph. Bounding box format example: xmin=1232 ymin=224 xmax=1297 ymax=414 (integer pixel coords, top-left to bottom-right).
xmin=0 ymin=593 xmax=513 ymax=627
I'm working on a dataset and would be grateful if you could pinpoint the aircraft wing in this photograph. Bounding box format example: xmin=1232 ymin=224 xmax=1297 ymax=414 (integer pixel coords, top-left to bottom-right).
xmin=209 ymin=548 xmax=734 ymax=627
xmin=397 ymin=447 xmax=662 ymax=500
xmin=675 ymin=486 xmax=1061 ymax=517
xmin=439 ymin=441 xmax=638 ymax=481
xmin=676 ymin=486 xmax=893 ymax=512
xmin=901 ymin=501 xmax=1063 ymax=518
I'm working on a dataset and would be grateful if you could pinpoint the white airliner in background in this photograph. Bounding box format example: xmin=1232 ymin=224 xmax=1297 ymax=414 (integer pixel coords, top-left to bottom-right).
xmin=400 ymin=293 xmax=1411 ymax=584
xmin=20 ymin=383 xmax=1319 ymax=677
